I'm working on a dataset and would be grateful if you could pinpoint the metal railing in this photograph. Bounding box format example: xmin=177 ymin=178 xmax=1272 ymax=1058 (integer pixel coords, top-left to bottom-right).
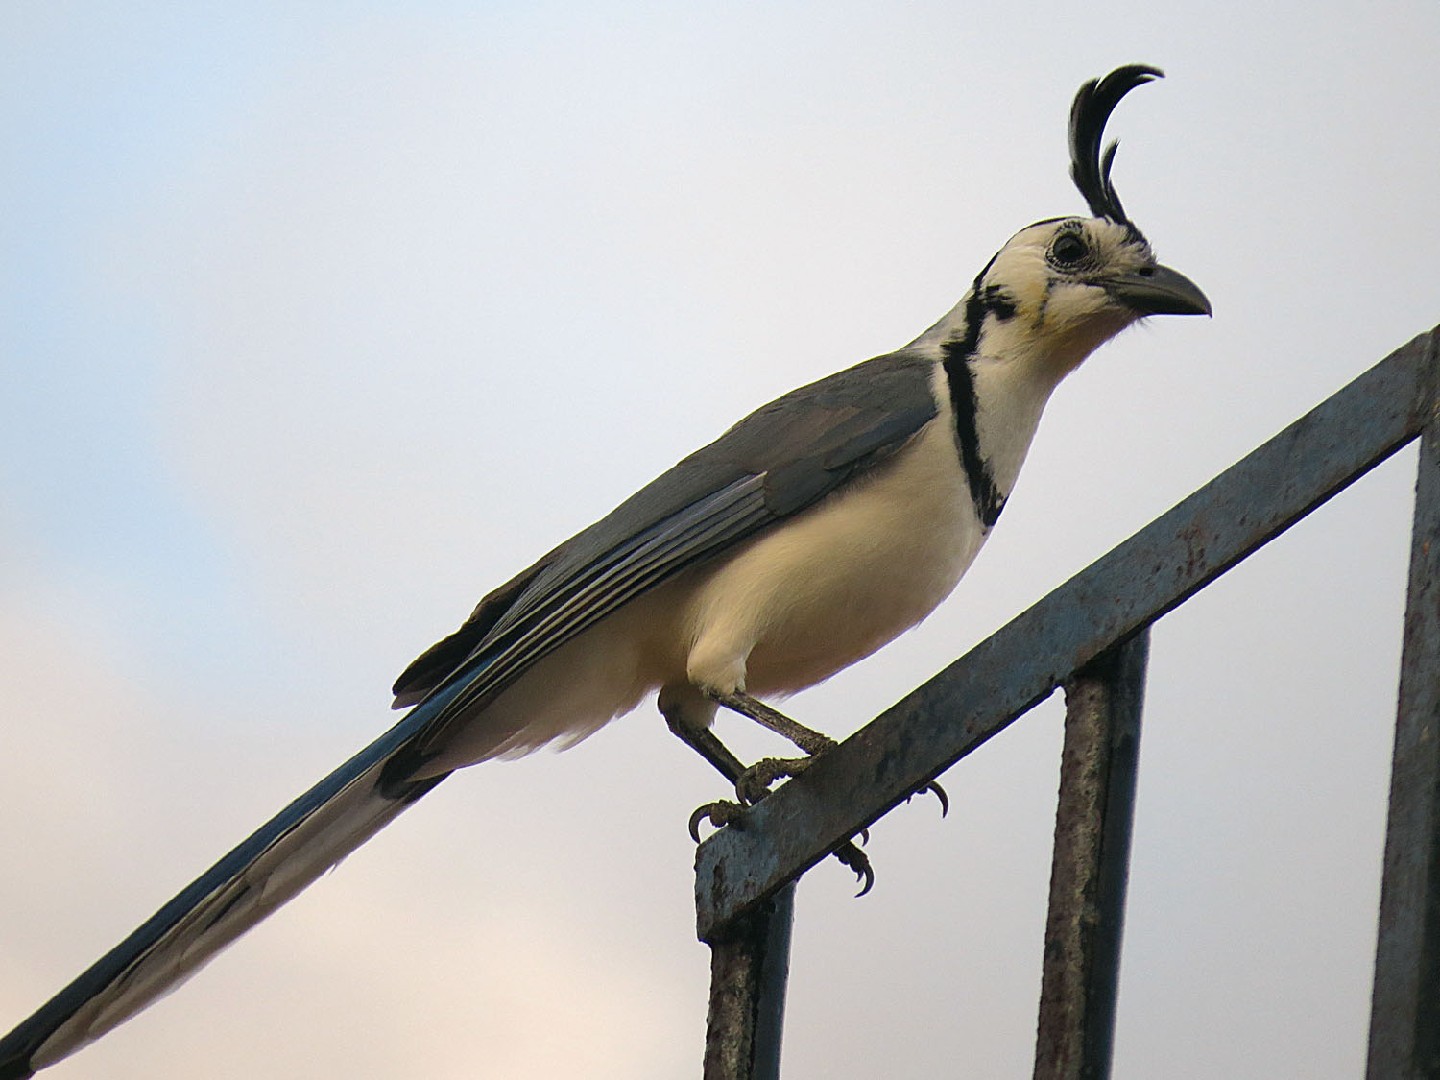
xmin=694 ymin=325 xmax=1440 ymax=1079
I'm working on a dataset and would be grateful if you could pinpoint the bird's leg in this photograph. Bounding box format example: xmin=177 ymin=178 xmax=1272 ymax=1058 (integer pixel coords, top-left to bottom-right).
xmin=661 ymin=706 xmax=763 ymax=836
xmin=662 ymin=704 xmax=874 ymax=896
xmin=704 ymin=690 xmax=834 ymax=755
xmin=703 ymin=689 xmax=837 ymax=805
xmin=704 ymin=689 xmax=948 ymax=812
xmin=663 ymin=710 xmax=747 ymax=788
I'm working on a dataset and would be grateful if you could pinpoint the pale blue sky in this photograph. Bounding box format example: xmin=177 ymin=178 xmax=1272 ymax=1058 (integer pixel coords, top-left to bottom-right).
xmin=3 ymin=3 xmax=1438 ymax=1077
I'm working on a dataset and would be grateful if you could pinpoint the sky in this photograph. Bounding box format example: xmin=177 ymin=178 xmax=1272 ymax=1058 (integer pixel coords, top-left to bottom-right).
xmin=2 ymin=3 xmax=1438 ymax=1077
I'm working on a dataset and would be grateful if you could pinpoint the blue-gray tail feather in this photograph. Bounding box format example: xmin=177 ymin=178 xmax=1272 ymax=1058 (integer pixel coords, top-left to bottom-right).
xmin=0 ymin=683 xmax=461 ymax=1078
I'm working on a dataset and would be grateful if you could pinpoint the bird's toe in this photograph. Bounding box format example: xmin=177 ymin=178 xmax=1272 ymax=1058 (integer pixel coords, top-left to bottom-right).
xmin=832 ymin=839 xmax=876 ymax=897
xmin=689 ymin=799 xmax=746 ymax=842
xmin=906 ymin=778 xmax=950 ymax=817
xmin=735 ymin=755 xmax=817 ymax=805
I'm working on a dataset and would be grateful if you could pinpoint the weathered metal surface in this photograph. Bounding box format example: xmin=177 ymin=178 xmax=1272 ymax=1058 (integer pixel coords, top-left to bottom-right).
xmin=697 ymin=326 xmax=1439 ymax=940
xmin=703 ymin=882 xmax=795 ymax=1080
xmin=1033 ymin=631 xmax=1149 ymax=1080
xmin=1368 ymin=412 xmax=1440 ymax=1078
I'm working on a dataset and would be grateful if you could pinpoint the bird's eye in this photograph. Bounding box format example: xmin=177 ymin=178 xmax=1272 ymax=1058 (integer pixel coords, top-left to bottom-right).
xmin=1049 ymin=232 xmax=1090 ymax=268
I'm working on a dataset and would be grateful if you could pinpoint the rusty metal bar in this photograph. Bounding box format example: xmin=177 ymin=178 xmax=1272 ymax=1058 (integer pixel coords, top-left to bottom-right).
xmin=1034 ymin=630 xmax=1149 ymax=1080
xmin=703 ymin=881 xmax=795 ymax=1080
xmin=1368 ymin=411 xmax=1440 ymax=1078
xmin=696 ymin=326 xmax=1439 ymax=941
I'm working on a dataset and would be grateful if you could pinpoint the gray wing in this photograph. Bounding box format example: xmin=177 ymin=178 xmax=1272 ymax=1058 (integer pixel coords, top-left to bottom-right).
xmin=384 ymin=347 xmax=939 ymax=780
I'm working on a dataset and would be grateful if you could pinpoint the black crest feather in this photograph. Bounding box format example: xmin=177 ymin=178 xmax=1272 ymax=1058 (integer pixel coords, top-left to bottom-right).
xmin=1069 ymin=64 xmax=1163 ymax=230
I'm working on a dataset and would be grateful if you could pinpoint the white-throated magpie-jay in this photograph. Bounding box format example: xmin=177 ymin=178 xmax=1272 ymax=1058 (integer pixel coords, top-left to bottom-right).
xmin=0 ymin=64 xmax=1208 ymax=1078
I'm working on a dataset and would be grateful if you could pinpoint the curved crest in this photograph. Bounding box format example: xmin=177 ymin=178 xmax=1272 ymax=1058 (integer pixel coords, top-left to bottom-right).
xmin=1069 ymin=64 xmax=1163 ymax=230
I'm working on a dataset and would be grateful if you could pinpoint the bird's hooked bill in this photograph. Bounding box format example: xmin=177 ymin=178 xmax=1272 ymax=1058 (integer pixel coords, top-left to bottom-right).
xmin=1099 ymin=263 xmax=1212 ymax=317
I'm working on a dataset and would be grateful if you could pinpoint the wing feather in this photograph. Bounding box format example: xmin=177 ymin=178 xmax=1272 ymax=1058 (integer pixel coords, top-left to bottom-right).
xmin=385 ymin=349 xmax=939 ymax=776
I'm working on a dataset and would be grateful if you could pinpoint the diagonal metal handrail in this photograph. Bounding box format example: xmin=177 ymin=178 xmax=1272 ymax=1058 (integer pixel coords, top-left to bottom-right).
xmin=695 ymin=325 xmax=1440 ymax=941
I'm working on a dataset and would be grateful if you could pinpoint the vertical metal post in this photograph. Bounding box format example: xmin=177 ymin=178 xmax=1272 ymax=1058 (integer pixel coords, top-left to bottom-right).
xmin=1034 ymin=629 xmax=1149 ymax=1080
xmin=703 ymin=880 xmax=795 ymax=1080
xmin=1368 ymin=416 xmax=1440 ymax=1079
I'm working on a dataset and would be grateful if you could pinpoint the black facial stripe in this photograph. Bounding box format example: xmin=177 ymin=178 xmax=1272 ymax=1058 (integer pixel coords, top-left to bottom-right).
xmin=981 ymin=285 xmax=1017 ymax=321
xmin=940 ymin=265 xmax=1008 ymax=529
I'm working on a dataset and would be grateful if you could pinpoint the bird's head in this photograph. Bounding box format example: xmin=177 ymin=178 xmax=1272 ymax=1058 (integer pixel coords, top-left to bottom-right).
xmin=922 ymin=65 xmax=1209 ymax=383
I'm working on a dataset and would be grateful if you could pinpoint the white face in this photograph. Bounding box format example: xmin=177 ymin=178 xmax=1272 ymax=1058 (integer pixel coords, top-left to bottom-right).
xmin=965 ymin=216 xmax=1162 ymax=379
xmin=911 ymin=213 xmax=1206 ymax=386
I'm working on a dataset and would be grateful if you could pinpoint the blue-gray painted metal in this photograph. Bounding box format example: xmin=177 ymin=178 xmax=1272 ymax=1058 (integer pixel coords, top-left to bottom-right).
xmin=696 ymin=326 xmax=1440 ymax=940
xmin=703 ymin=882 xmax=795 ymax=1080
xmin=1367 ymin=412 xmax=1440 ymax=1078
xmin=1033 ymin=630 xmax=1149 ymax=1080
xmin=749 ymin=881 xmax=793 ymax=1080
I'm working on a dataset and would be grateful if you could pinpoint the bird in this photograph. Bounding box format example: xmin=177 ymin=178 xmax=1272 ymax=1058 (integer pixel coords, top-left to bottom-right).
xmin=0 ymin=63 xmax=1208 ymax=1078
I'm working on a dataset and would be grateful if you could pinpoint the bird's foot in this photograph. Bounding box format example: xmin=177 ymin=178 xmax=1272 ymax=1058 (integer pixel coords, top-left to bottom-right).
xmin=823 ymin=780 xmax=939 ymax=897
xmin=907 ymin=779 xmax=950 ymax=817
xmin=734 ymin=750 xmax=832 ymax=805
xmin=684 ymin=691 xmax=890 ymax=896
xmin=688 ymin=802 xmax=875 ymax=897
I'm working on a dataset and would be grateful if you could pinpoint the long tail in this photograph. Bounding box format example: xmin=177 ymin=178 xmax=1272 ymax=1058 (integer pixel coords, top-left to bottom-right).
xmin=0 ymin=684 xmax=463 ymax=1080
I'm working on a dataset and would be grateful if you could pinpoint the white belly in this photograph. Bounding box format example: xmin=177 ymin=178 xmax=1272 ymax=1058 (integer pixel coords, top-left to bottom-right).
xmin=682 ymin=414 xmax=987 ymax=696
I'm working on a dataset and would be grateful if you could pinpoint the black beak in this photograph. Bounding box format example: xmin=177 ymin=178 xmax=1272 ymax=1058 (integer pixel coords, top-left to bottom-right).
xmin=1099 ymin=263 xmax=1212 ymax=317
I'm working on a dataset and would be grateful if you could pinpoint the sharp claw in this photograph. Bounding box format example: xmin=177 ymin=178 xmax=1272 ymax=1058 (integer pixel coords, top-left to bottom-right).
xmin=832 ymin=840 xmax=875 ymax=898
xmin=905 ymin=779 xmax=949 ymax=817
xmin=688 ymin=805 xmax=709 ymax=842
xmin=857 ymin=827 xmax=870 ymax=847
xmin=927 ymin=780 xmax=950 ymax=818
xmin=689 ymin=800 xmax=743 ymax=842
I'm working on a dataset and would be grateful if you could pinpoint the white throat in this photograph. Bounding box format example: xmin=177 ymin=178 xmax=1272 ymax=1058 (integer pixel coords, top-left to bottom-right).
xmin=965 ymin=353 xmax=1061 ymax=499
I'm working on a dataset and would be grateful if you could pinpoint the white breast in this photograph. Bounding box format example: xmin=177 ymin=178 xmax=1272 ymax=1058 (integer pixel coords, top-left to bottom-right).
xmin=683 ymin=391 xmax=986 ymax=697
